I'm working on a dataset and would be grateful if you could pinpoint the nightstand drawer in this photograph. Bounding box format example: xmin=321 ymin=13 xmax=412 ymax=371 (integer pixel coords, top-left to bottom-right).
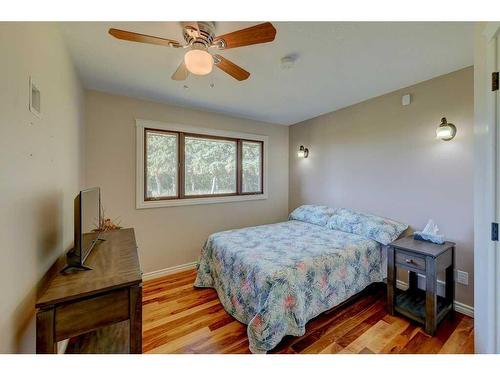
xmin=395 ymin=250 xmax=426 ymax=271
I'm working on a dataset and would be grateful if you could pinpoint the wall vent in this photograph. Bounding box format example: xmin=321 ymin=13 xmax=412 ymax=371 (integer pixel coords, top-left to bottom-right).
xmin=29 ymin=76 xmax=41 ymax=117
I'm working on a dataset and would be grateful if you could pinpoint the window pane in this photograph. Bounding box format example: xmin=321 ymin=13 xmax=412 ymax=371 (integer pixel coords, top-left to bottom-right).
xmin=145 ymin=130 xmax=178 ymax=198
xmin=185 ymin=136 xmax=237 ymax=196
xmin=242 ymin=141 xmax=262 ymax=193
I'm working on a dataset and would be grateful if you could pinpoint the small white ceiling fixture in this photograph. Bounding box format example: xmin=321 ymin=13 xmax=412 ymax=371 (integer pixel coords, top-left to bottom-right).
xmin=281 ymin=54 xmax=298 ymax=70
xmin=61 ymin=22 xmax=474 ymax=125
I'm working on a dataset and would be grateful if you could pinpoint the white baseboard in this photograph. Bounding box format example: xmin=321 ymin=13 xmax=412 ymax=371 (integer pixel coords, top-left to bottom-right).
xmin=396 ymin=278 xmax=474 ymax=317
xmin=453 ymin=301 xmax=474 ymax=317
xmin=142 ymin=261 xmax=197 ymax=281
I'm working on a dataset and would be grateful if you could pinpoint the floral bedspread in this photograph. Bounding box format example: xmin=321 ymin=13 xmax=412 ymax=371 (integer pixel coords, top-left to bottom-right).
xmin=194 ymin=220 xmax=383 ymax=353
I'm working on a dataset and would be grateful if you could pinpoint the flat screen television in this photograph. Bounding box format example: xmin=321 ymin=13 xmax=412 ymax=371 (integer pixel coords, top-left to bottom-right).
xmin=63 ymin=187 xmax=102 ymax=272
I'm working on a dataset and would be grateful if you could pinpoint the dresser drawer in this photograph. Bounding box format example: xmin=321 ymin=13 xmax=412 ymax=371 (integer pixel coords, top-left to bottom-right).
xmin=54 ymin=288 xmax=130 ymax=341
xmin=395 ymin=250 xmax=426 ymax=271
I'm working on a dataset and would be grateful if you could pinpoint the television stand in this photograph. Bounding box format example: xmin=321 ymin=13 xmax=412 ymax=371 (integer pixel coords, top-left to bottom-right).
xmin=36 ymin=228 xmax=142 ymax=354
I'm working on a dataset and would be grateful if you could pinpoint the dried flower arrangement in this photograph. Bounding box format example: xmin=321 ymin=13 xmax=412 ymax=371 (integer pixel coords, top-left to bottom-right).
xmin=92 ymin=206 xmax=122 ymax=232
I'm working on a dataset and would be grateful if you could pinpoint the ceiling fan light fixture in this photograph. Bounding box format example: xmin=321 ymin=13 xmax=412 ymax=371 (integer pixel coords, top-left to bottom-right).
xmin=108 ymin=22 xmax=277 ymax=81
xmin=184 ymin=49 xmax=213 ymax=75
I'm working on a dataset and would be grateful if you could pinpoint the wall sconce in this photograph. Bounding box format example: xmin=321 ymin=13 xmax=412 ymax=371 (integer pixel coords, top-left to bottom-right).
xmin=297 ymin=145 xmax=309 ymax=158
xmin=436 ymin=117 xmax=457 ymax=141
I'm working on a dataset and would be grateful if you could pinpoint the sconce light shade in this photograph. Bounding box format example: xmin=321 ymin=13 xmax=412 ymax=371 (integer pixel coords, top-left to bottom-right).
xmin=298 ymin=145 xmax=309 ymax=158
xmin=436 ymin=117 xmax=456 ymax=141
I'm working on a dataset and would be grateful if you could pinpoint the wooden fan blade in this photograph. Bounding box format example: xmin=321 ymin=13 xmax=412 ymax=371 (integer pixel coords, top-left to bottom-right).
xmin=109 ymin=28 xmax=181 ymax=48
xmin=213 ymin=22 xmax=276 ymax=49
xmin=171 ymin=61 xmax=189 ymax=81
xmin=214 ymin=55 xmax=250 ymax=81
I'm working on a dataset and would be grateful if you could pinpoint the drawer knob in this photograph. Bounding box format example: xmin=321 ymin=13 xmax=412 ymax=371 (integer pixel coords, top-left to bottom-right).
xmin=405 ymin=258 xmax=414 ymax=264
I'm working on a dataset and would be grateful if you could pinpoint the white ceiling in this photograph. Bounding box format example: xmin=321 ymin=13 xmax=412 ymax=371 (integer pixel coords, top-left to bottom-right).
xmin=60 ymin=22 xmax=474 ymax=125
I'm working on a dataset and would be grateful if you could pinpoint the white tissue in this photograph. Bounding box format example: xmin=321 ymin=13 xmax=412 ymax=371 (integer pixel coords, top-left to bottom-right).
xmin=414 ymin=219 xmax=445 ymax=244
xmin=422 ymin=219 xmax=439 ymax=235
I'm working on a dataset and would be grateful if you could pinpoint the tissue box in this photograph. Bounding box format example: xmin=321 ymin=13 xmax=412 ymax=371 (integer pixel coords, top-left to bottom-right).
xmin=413 ymin=231 xmax=445 ymax=245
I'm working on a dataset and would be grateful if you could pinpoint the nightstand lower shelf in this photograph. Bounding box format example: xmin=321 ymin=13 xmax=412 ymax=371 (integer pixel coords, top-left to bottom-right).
xmin=395 ymin=288 xmax=453 ymax=326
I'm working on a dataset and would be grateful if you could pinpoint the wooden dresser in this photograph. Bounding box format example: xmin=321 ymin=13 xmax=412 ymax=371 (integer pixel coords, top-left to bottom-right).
xmin=36 ymin=228 xmax=142 ymax=354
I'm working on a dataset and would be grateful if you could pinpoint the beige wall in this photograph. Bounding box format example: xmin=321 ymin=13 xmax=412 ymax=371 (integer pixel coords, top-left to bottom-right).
xmin=289 ymin=67 xmax=474 ymax=307
xmin=0 ymin=23 xmax=85 ymax=353
xmin=84 ymin=90 xmax=289 ymax=274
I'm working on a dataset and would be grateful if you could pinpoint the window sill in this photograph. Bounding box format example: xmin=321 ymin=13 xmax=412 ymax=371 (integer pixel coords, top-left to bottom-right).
xmin=137 ymin=193 xmax=268 ymax=209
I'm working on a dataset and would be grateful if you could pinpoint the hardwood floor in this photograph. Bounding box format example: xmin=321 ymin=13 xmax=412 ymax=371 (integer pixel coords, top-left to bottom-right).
xmin=142 ymin=269 xmax=474 ymax=354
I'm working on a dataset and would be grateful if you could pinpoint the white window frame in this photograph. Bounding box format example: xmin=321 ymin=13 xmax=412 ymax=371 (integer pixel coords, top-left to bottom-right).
xmin=136 ymin=119 xmax=268 ymax=209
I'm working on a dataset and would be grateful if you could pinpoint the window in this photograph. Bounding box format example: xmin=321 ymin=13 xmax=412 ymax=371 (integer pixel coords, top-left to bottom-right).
xmin=137 ymin=120 xmax=266 ymax=208
xmin=145 ymin=130 xmax=178 ymax=199
xmin=184 ymin=136 xmax=237 ymax=196
xmin=242 ymin=141 xmax=263 ymax=194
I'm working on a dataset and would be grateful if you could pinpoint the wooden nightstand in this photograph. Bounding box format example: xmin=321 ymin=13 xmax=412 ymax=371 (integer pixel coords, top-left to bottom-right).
xmin=387 ymin=236 xmax=455 ymax=335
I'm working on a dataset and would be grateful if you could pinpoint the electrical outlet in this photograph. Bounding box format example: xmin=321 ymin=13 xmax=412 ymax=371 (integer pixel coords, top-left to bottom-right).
xmin=455 ymin=270 xmax=469 ymax=285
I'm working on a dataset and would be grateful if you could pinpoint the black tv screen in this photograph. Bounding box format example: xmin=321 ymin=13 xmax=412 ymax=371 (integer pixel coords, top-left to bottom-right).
xmin=80 ymin=188 xmax=101 ymax=262
xmin=68 ymin=187 xmax=101 ymax=269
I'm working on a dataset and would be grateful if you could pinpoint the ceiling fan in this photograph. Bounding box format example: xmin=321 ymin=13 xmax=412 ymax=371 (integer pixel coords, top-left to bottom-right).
xmin=108 ymin=22 xmax=277 ymax=81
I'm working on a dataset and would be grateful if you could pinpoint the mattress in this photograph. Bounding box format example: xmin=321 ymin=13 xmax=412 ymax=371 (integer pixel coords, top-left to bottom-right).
xmin=194 ymin=219 xmax=384 ymax=353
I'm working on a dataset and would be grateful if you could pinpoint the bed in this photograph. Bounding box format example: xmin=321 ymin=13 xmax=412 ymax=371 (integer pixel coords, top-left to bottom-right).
xmin=194 ymin=206 xmax=407 ymax=353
